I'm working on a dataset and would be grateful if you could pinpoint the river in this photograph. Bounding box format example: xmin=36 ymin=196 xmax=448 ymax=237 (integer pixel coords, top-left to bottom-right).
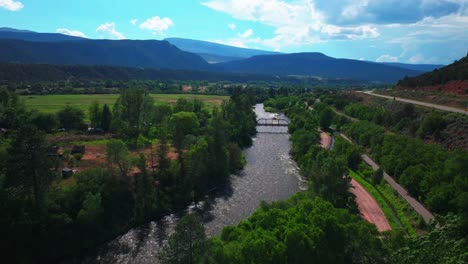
xmin=89 ymin=104 xmax=305 ymax=264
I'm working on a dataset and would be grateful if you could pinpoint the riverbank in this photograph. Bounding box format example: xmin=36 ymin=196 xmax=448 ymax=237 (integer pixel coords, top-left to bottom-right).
xmin=90 ymin=104 xmax=305 ymax=263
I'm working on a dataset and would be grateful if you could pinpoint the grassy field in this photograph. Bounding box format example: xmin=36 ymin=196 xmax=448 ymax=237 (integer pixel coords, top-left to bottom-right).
xmin=21 ymin=94 xmax=229 ymax=114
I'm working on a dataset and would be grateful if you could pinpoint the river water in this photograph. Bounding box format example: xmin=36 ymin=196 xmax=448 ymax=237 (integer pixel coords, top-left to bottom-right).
xmin=90 ymin=104 xmax=305 ymax=264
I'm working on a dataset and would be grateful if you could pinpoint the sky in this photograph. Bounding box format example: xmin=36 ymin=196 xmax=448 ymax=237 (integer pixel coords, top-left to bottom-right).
xmin=1 ymin=0 xmax=467 ymax=65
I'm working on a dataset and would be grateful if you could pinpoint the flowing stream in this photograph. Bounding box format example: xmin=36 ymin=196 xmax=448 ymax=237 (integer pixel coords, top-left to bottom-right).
xmin=90 ymin=104 xmax=305 ymax=264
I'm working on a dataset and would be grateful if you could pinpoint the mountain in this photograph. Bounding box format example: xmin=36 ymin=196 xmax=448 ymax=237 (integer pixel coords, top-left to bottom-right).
xmin=383 ymin=62 xmax=444 ymax=72
xmin=397 ymin=54 xmax=468 ymax=87
xmin=0 ymin=27 xmax=35 ymax=33
xmin=216 ymin=53 xmax=422 ymax=83
xmin=165 ymin=38 xmax=280 ymax=63
xmin=0 ymin=39 xmax=211 ymax=70
xmin=0 ymin=28 xmax=85 ymax=42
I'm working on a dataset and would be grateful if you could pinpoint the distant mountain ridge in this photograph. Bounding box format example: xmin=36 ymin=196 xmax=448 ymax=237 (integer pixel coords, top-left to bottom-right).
xmin=216 ymin=53 xmax=422 ymax=83
xmin=383 ymin=62 xmax=444 ymax=72
xmin=165 ymin=37 xmax=280 ymax=63
xmin=0 ymin=28 xmax=85 ymax=42
xmin=0 ymin=38 xmax=210 ymax=70
xmin=0 ymin=27 xmax=430 ymax=83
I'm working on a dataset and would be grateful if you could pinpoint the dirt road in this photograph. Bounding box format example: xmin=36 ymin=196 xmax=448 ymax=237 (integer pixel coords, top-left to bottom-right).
xmin=362 ymin=91 xmax=468 ymax=115
xmin=350 ymin=179 xmax=392 ymax=232
xmin=361 ymin=154 xmax=435 ymax=224
xmin=320 ymin=131 xmax=332 ymax=150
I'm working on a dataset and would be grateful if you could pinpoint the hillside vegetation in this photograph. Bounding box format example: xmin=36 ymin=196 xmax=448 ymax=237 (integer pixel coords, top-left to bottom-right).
xmin=398 ymin=55 xmax=468 ymax=87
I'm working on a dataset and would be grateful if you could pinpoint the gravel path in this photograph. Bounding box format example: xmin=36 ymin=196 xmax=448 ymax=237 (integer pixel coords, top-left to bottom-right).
xmin=361 ymin=154 xmax=435 ymax=224
xmin=362 ymin=91 xmax=468 ymax=115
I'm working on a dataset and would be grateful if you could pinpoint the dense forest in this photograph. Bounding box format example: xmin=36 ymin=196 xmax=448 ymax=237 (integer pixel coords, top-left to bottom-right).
xmin=398 ymin=54 xmax=468 ymax=87
xmin=0 ymin=87 xmax=257 ymax=262
xmin=318 ymin=92 xmax=468 ymax=228
xmin=0 ymin=63 xmax=384 ymax=93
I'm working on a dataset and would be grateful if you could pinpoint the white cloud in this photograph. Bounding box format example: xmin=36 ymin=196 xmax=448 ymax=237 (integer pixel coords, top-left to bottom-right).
xmin=408 ymin=54 xmax=425 ymax=63
xmin=130 ymin=19 xmax=138 ymax=26
xmin=56 ymin=28 xmax=87 ymax=38
xmin=96 ymin=22 xmax=126 ymax=40
xmin=140 ymin=16 xmax=174 ymax=35
xmin=0 ymin=0 xmax=23 ymax=11
xmin=228 ymin=23 xmax=236 ymax=30
xmin=376 ymin=54 xmax=399 ymax=62
xmin=202 ymin=0 xmax=379 ymax=50
xmin=214 ymin=39 xmax=248 ymax=48
xmin=239 ymin=29 xmax=253 ymax=38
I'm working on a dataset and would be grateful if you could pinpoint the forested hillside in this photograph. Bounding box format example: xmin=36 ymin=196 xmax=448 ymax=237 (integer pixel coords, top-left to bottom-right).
xmin=398 ymin=55 xmax=468 ymax=87
xmin=0 ymin=39 xmax=210 ymax=70
xmin=217 ymin=53 xmax=422 ymax=83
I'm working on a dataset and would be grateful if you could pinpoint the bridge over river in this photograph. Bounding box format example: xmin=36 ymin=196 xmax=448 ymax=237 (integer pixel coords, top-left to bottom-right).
xmin=256 ymin=118 xmax=289 ymax=127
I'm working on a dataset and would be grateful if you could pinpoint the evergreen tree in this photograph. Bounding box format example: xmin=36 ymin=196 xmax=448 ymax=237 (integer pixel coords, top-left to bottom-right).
xmin=101 ymin=104 xmax=112 ymax=131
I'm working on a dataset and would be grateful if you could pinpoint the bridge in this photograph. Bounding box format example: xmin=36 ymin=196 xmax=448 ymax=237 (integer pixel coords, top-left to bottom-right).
xmin=256 ymin=118 xmax=289 ymax=127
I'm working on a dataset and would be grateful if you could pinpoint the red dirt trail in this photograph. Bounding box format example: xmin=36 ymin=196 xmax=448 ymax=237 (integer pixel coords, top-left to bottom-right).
xmin=320 ymin=131 xmax=332 ymax=150
xmin=350 ymin=179 xmax=392 ymax=232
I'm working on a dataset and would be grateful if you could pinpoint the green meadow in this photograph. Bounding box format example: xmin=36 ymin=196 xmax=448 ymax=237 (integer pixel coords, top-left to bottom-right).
xmin=21 ymin=94 xmax=229 ymax=114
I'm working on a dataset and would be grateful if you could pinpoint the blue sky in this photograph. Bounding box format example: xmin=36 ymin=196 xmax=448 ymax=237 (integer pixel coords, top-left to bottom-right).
xmin=1 ymin=0 xmax=467 ymax=64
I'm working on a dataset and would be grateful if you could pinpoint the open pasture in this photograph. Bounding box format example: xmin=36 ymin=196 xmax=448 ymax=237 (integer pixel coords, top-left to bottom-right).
xmin=21 ymin=94 xmax=229 ymax=114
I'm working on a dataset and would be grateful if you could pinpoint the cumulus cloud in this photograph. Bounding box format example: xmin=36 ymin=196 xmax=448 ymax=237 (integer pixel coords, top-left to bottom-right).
xmin=202 ymin=0 xmax=380 ymax=50
xmin=96 ymin=22 xmax=126 ymax=40
xmin=376 ymin=54 xmax=399 ymax=62
xmin=56 ymin=28 xmax=87 ymax=38
xmin=316 ymin=0 xmax=465 ymax=25
xmin=140 ymin=16 xmax=174 ymax=35
xmin=130 ymin=19 xmax=138 ymax=26
xmin=228 ymin=23 xmax=236 ymax=30
xmin=0 ymin=0 xmax=24 ymax=11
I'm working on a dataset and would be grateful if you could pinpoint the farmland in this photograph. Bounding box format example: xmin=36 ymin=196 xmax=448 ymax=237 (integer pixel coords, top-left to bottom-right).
xmin=21 ymin=94 xmax=229 ymax=114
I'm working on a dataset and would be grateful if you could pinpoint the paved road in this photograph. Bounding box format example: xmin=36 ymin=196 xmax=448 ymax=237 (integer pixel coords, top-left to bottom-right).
xmin=362 ymin=91 xmax=468 ymax=115
xmin=361 ymin=154 xmax=435 ymax=224
xmin=350 ymin=179 xmax=392 ymax=232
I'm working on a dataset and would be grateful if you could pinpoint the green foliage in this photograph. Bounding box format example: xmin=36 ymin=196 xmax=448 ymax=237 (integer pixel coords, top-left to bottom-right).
xmin=418 ymin=111 xmax=446 ymax=139
xmin=376 ymin=183 xmax=418 ymax=236
xmin=161 ymin=214 xmax=207 ymax=264
xmin=99 ymin=103 xmax=111 ymax=131
xmin=106 ymin=139 xmax=132 ymax=177
xmin=77 ymin=192 xmax=102 ymax=225
xmin=390 ymin=214 xmax=468 ymax=264
xmin=57 ymin=104 xmax=85 ymax=130
xmin=0 ymin=87 xmax=26 ymax=129
xmin=112 ymin=87 xmax=156 ymax=142
xmin=208 ymin=195 xmax=387 ymax=264
xmin=4 ymin=125 xmax=52 ymax=208
xmin=372 ymin=168 xmax=384 ymax=185
xmin=344 ymin=121 xmax=386 ymax=148
xmin=169 ymin=111 xmax=199 ymax=153
xmin=29 ymin=112 xmax=59 ymax=132
xmin=397 ymin=54 xmax=468 ymax=87
xmin=88 ymin=100 xmax=101 ymax=128
xmin=319 ymin=106 xmax=334 ymax=129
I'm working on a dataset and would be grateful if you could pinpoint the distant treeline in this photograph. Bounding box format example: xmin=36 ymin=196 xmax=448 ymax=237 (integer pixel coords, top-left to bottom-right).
xmin=398 ymin=54 xmax=468 ymax=87
xmin=0 ymin=63 xmax=378 ymax=87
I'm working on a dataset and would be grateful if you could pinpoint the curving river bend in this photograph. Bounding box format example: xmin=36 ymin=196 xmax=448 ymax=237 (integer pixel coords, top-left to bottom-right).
xmin=90 ymin=104 xmax=305 ymax=264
